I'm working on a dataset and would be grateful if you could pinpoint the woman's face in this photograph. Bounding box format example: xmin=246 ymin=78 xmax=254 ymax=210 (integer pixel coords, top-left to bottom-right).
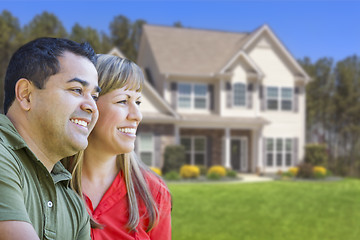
xmin=88 ymin=85 xmax=142 ymax=155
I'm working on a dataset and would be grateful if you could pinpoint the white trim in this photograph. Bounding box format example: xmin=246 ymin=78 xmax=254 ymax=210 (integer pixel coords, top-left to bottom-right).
xmin=177 ymin=83 xmax=209 ymax=110
xmin=138 ymin=132 xmax=155 ymax=166
xmin=266 ymin=86 xmax=293 ymax=111
xmin=233 ymin=82 xmax=247 ymax=107
xmin=265 ymin=137 xmax=293 ymax=168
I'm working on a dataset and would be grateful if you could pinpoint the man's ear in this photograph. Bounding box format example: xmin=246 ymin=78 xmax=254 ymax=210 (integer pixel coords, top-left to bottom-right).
xmin=15 ymin=78 xmax=34 ymax=111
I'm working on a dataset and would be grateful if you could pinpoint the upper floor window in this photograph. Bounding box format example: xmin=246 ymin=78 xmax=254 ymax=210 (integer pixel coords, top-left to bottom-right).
xmin=266 ymin=86 xmax=292 ymax=111
xmin=178 ymin=83 xmax=208 ymax=109
xmin=233 ymin=83 xmax=246 ymax=107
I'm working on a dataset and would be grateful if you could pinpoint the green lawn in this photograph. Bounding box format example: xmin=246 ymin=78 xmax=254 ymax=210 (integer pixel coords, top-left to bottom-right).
xmin=168 ymin=178 xmax=360 ymax=240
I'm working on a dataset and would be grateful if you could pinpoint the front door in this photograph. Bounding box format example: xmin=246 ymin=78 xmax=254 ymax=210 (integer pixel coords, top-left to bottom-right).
xmin=230 ymin=138 xmax=248 ymax=172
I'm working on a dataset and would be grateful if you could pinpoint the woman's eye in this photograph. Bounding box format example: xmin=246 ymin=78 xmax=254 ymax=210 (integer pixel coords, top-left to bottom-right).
xmin=71 ymin=88 xmax=83 ymax=95
xmin=117 ymin=100 xmax=127 ymax=104
xmin=136 ymin=101 xmax=142 ymax=106
xmin=92 ymin=95 xmax=99 ymax=101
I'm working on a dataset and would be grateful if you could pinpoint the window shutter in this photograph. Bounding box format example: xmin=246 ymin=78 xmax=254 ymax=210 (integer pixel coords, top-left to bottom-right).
xmin=207 ymin=136 xmax=212 ymax=167
xmin=293 ymin=137 xmax=298 ymax=166
xmin=294 ymin=87 xmax=299 ymax=113
xmin=208 ymin=84 xmax=214 ymax=111
xmin=247 ymin=83 xmax=253 ymax=109
xmin=226 ymin=82 xmax=232 ymax=108
xmin=154 ymin=134 xmax=161 ymax=168
xmin=170 ymin=82 xmax=177 ymax=110
xmin=263 ymin=137 xmax=267 ymax=168
xmin=260 ymin=85 xmax=265 ymax=111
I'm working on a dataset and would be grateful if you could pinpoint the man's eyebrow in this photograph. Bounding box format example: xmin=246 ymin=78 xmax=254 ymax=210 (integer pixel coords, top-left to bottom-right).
xmin=67 ymin=78 xmax=101 ymax=93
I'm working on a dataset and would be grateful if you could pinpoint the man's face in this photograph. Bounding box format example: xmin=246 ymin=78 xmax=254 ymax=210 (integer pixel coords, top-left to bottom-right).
xmin=29 ymin=51 xmax=99 ymax=158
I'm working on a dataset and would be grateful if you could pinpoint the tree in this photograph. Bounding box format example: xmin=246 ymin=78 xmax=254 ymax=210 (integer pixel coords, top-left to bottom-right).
xmin=173 ymin=21 xmax=183 ymax=27
xmin=23 ymin=11 xmax=67 ymax=40
xmin=70 ymin=23 xmax=102 ymax=52
xmin=0 ymin=10 xmax=23 ymax=112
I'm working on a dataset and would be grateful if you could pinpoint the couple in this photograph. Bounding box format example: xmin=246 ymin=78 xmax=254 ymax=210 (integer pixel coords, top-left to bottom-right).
xmin=0 ymin=38 xmax=171 ymax=240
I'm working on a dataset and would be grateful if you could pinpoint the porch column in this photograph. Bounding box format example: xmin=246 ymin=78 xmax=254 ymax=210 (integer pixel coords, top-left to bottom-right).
xmin=224 ymin=128 xmax=231 ymax=168
xmin=174 ymin=125 xmax=180 ymax=144
xmin=257 ymin=128 xmax=264 ymax=172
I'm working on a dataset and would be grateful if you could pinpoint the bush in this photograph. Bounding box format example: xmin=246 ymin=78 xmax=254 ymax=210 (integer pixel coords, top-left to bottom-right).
xmin=196 ymin=165 xmax=207 ymax=176
xmin=305 ymin=144 xmax=328 ymax=167
xmin=163 ymin=145 xmax=186 ymax=174
xmin=164 ymin=170 xmax=180 ymax=181
xmin=313 ymin=166 xmax=327 ymax=178
xmin=288 ymin=167 xmax=299 ymax=176
xmin=150 ymin=167 xmax=162 ymax=176
xmin=180 ymin=165 xmax=200 ymax=179
xmin=207 ymin=165 xmax=226 ymax=177
xmin=297 ymin=162 xmax=314 ymax=179
xmin=226 ymin=169 xmax=238 ymax=178
xmin=207 ymin=172 xmax=221 ymax=180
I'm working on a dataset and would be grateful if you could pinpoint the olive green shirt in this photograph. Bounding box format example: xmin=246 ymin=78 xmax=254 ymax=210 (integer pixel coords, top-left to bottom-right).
xmin=0 ymin=114 xmax=90 ymax=240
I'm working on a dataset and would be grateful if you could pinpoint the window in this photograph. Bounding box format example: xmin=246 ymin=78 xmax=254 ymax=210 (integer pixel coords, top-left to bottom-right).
xmin=181 ymin=136 xmax=206 ymax=165
xmin=281 ymin=88 xmax=293 ymax=111
xmin=266 ymin=86 xmax=293 ymax=111
xmin=266 ymin=138 xmax=293 ymax=167
xmin=139 ymin=133 xmax=153 ymax=166
xmin=233 ymin=83 xmax=246 ymax=106
xmin=178 ymin=83 xmax=208 ymax=109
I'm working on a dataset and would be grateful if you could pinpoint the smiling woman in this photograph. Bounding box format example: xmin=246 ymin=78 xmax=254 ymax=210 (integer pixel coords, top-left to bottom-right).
xmin=64 ymin=55 xmax=172 ymax=240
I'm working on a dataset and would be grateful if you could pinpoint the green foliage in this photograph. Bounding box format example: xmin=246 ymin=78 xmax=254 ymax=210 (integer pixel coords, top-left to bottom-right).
xmin=297 ymin=162 xmax=314 ymax=179
xmin=226 ymin=169 xmax=238 ymax=178
xmin=196 ymin=165 xmax=207 ymax=176
xmin=162 ymin=145 xmax=186 ymax=174
xmin=164 ymin=170 xmax=180 ymax=181
xmin=69 ymin=24 xmax=102 ymax=53
xmin=304 ymin=144 xmax=328 ymax=166
xmin=206 ymin=172 xmax=221 ymax=180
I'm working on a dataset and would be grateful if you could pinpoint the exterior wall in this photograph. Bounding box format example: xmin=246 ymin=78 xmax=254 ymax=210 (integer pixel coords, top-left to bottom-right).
xmin=137 ymin=124 xmax=175 ymax=168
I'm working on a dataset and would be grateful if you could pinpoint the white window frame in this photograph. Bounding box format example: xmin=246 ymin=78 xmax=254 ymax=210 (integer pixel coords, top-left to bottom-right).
xmin=138 ymin=133 xmax=154 ymax=166
xmin=181 ymin=136 xmax=207 ymax=166
xmin=178 ymin=83 xmax=208 ymax=110
xmin=266 ymin=138 xmax=293 ymax=167
xmin=266 ymin=86 xmax=293 ymax=111
xmin=233 ymin=82 xmax=247 ymax=107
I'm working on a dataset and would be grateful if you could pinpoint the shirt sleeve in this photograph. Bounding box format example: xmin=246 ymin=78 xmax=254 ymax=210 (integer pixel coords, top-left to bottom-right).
xmin=0 ymin=145 xmax=31 ymax=223
xmin=149 ymin=181 xmax=172 ymax=240
xmin=76 ymin=210 xmax=91 ymax=240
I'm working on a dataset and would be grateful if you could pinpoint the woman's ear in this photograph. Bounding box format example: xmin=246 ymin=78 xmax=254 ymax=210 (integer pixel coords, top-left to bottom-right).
xmin=15 ymin=78 xmax=33 ymax=111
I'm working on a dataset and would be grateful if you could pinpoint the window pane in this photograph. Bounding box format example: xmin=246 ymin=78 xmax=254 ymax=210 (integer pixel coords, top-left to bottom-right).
xmin=185 ymin=153 xmax=191 ymax=164
xmin=140 ymin=133 xmax=153 ymax=151
xmin=281 ymin=88 xmax=292 ymax=99
xmin=267 ymin=139 xmax=274 ymax=151
xmin=141 ymin=152 xmax=152 ymax=166
xmin=286 ymin=153 xmax=292 ymax=166
xmin=181 ymin=138 xmax=191 ymax=151
xmin=267 ymin=153 xmax=273 ymax=166
xmin=286 ymin=139 xmax=292 ymax=151
xmin=194 ymin=153 xmax=205 ymax=165
xmin=194 ymin=138 xmax=205 ymax=151
xmin=267 ymin=100 xmax=278 ymax=110
xmin=179 ymin=83 xmax=191 ymax=95
xmin=194 ymin=97 xmax=206 ymax=109
xmin=194 ymin=84 xmax=207 ymax=96
xmin=281 ymin=100 xmax=292 ymax=110
xmin=276 ymin=153 xmax=282 ymax=166
xmin=276 ymin=139 xmax=283 ymax=151
xmin=233 ymin=83 xmax=246 ymax=106
xmin=267 ymin=87 xmax=278 ymax=98
xmin=179 ymin=97 xmax=191 ymax=108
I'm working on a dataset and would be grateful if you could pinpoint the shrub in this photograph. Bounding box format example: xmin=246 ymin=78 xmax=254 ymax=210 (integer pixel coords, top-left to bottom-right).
xmin=196 ymin=165 xmax=207 ymax=176
xmin=150 ymin=167 xmax=162 ymax=176
xmin=305 ymin=144 xmax=328 ymax=167
xmin=226 ymin=169 xmax=238 ymax=178
xmin=180 ymin=165 xmax=200 ymax=179
xmin=288 ymin=167 xmax=299 ymax=176
xmin=297 ymin=162 xmax=314 ymax=179
xmin=163 ymin=145 xmax=186 ymax=174
xmin=313 ymin=166 xmax=327 ymax=178
xmin=207 ymin=165 xmax=226 ymax=177
xmin=164 ymin=170 xmax=180 ymax=181
xmin=207 ymin=172 xmax=221 ymax=180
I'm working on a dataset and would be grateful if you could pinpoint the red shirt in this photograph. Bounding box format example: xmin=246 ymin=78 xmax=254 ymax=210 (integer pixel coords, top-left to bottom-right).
xmin=84 ymin=172 xmax=172 ymax=240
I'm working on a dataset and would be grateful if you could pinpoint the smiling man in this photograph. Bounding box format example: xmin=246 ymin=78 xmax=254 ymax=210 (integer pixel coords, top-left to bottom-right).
xmin=0 ymin=38 xmax=100 ymax=240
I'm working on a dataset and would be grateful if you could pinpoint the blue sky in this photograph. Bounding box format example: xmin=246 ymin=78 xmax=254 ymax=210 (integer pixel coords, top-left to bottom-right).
xmin=0 ymin=0 xmax=359 ymax=63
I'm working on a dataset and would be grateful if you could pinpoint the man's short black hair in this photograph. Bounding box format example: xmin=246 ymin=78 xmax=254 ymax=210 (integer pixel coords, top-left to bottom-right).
xmin=3 ymin=37 xmax=97 ymax=114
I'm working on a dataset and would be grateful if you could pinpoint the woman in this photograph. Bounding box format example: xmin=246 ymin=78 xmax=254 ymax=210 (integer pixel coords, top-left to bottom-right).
xmin=66 ymin=54 xmax=171 ymax=240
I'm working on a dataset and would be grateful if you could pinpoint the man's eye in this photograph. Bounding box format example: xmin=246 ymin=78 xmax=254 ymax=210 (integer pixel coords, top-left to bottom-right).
xmin=117 ymin=100 xmax=127 ymax=104
xmin=71 ymin=88 xmax=83 ymax=94
xmin=136 ymin=101 xmax=142 ymax=106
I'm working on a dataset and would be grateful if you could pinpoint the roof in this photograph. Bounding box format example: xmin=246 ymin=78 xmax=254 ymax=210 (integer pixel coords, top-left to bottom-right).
xmin=142 ymin=25 xmax=249 ymax=76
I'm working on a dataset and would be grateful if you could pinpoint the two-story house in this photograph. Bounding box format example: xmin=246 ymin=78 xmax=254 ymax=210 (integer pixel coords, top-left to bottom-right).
xmin=134 ymin=24 xmax=311 ymax=174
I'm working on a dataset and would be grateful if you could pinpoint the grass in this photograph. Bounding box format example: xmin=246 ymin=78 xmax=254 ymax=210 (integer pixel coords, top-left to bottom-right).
xmin=168 ymin=178 xmax=360 ymax=240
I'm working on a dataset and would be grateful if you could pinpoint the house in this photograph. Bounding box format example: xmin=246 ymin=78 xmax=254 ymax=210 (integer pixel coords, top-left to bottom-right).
xmin=134 ymin=24 xmax=311 ymax=173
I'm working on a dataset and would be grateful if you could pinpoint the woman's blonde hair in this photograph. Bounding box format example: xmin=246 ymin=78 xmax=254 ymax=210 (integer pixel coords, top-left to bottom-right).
xmin=66 ymin=54 xmax=160 ymax=232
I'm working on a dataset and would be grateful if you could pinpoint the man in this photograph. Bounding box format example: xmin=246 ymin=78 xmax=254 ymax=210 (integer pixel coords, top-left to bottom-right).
xmin=0 ymin=38 xmax=100 ymax=239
